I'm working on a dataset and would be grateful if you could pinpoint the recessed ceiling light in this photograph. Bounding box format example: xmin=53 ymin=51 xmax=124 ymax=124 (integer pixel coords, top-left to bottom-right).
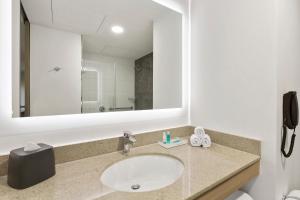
xmin=111 ymin=25 xmax=124 ymax=34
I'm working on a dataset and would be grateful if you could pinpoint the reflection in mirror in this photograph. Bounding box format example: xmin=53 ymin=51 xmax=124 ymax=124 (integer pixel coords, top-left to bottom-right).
xmin=15 ymin=0 xmax=182 ymax=117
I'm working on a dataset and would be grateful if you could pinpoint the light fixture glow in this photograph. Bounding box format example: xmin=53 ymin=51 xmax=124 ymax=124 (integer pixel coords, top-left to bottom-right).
xmin=111 ymin=25 xmax=124 ymax=34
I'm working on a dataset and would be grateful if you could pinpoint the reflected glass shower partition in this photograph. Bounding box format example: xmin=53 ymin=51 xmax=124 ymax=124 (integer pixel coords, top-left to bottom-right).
xmin=81 ymin=60 xmax=135 ymax=113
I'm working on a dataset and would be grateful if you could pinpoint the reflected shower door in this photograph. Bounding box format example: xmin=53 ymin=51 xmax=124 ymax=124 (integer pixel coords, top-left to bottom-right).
xmin=81 ymin=60 xmax=115 ymax=113
xmin=115 ymin=63 xmax=135 ymax=111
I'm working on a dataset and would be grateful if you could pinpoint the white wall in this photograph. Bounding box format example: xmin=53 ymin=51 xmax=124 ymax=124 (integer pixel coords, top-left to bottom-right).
xmin=275 ymin=0 xmax=300 ymax=198
xmin=0 ymin=0 xmax=189 ymax=154
xmin=30 ymin=24 xmax=82 ymax=116
xmin=190 ymin=0 xmax=278 ymax=199
xmin=153 ymin=10 xmax=182 ymax=109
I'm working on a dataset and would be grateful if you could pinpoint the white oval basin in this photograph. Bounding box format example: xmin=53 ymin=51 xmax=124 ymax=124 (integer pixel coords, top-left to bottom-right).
xmin=100 ymin=155 xmax=184 ymax=192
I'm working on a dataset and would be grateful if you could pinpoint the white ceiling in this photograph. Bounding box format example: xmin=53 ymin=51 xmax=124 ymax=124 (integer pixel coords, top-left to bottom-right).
xmin=21 ymin=0 xmax=178 ymax=60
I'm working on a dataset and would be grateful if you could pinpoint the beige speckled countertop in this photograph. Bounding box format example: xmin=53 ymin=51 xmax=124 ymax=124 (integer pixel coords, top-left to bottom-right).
xmin=0 ymin=142 xmax=260 ymax=200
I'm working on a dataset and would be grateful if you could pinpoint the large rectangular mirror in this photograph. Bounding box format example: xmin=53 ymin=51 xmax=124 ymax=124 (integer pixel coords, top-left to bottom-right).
xmin=15 ymin=0 xmax=182 ymax=117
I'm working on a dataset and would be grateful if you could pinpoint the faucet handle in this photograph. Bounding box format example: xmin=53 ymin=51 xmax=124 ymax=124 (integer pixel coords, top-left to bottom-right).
xmin=123 ymin=131 xmax=132 ymax=138
xmin=123 ymin=131 xmax=136 ymax=143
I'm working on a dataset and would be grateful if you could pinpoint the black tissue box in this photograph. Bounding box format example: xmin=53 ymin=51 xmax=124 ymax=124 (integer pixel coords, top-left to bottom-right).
xmin=7 ymin=143 xmax=55 ymax=189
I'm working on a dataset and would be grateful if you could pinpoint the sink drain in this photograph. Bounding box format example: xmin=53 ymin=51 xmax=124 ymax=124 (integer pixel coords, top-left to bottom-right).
xmin=131 ymin=184 xmax=141 ymax=190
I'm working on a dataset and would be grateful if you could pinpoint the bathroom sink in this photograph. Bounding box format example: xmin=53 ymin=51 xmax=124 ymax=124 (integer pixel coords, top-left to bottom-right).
xmin=100 ymin=154 xmax=184 ymax=192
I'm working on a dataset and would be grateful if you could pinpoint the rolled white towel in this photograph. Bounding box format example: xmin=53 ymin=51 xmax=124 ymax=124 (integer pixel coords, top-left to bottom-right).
xmin=194 ymin=127 xmax=206 ymax=138
xmin=190 ymin=134 xmax=202 ymax=147
xmin=202 ymin=134 xmax=212 ymax=148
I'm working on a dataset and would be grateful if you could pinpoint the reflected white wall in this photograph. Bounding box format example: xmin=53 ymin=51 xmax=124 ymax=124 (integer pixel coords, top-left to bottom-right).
xmin=30 ymin=24 xmax=82 ymax=116
xmin=153 ymin=10 xmax=182 ymax=109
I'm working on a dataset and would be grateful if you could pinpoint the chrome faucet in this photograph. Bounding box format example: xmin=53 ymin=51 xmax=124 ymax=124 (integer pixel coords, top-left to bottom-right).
xmin=123 ymin=131 xmax=136 ymax=154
